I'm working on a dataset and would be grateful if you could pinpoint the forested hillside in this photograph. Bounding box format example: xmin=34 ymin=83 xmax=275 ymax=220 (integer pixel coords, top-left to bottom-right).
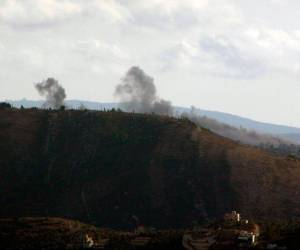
xmin=1 ymin=108 xmax=300 ymax=229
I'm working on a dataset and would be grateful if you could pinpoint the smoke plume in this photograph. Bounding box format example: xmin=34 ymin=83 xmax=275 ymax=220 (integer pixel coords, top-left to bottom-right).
xmin=182 ymin=107 xmax=291 ymax=146
xmin=115 ymin=66 xmax=173 ymax=115
xmin=35 ymin=78 xmax=66 ymax=109
xmin=115 ymin=66 xmax=291 ymax=147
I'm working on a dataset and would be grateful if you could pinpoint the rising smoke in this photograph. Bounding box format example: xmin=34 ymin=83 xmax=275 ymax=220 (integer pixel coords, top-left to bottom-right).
xmin=115 ymin=66 xmax=173 ymax=116
xmin=115 ymin=66 xmax=291 ymax=146
xmin=35 ymin=78 xmax=66 ymax=109
xmin=182 ymin=107 xmax=291 ymax=146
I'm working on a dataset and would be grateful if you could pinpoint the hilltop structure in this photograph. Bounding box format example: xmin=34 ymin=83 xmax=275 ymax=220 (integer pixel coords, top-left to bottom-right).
xmin=183 ymin=211 xmax=260 ymax=250
xmin=223 ymin=211 xmax=240 ymax=223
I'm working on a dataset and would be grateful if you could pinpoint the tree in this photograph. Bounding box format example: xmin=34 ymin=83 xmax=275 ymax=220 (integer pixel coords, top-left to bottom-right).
xmin=0 ymin=102 xmax=12 ymax=109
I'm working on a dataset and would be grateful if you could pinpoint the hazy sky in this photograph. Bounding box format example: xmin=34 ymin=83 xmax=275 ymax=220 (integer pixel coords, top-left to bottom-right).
xmin=1 ymin=0 xmax=300 ymax=127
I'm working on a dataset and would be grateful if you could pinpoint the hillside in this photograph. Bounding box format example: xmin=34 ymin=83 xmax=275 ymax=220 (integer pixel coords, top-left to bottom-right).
xmin=7 ymin=99 xmax=300 ymax=138
xmin=1 ymin=108 xmax=300 ymax=229
xmin=7 ymin=99 xmax=300 ymax=147
xmin=0 ymin=217 xmax=98 ymax=250
xmin=0 ymin=217 xmax=184 ymax=250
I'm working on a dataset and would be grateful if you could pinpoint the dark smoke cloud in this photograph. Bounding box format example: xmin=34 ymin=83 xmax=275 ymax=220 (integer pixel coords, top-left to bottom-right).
xmin=115 ymin=66 xmax=173 ymax=115
xmin=115 ymin=66 xmax=290 ymax=146
xmin=35 ymin=78 xmax=66 ymax=109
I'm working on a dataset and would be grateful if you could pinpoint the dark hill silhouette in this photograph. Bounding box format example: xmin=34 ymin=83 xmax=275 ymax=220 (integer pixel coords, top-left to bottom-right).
xmin=1 ymin=108 xmax=300 ymax=229
xmin=7 ymin=99 xmax=300 ymax=144
xmin=7 ymin=99 xmax=300 ymax=135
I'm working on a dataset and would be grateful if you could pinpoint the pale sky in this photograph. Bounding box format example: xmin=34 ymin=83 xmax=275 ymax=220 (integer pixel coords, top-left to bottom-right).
xmin=1 ymin=0 xmax=300 ymax=127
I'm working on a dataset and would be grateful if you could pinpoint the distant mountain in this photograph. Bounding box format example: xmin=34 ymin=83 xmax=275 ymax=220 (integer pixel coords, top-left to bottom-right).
xmin=7 ymin=99 xmax=300 ymax=143
xmin=176 ymin=107 xmax=300 ymax=135
xmin=181 ymin=112 xmax=293 ymax=146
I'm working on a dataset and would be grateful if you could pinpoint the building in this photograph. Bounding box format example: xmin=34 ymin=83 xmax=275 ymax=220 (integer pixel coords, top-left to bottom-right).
xmin=223 ymin=211 xmax=240 ymax=223
xmin=237 ymin=230 xmax=256 ymax=247
xmin=85 ymin=234 xmax=94 ymax=248
xmin=82 ymin=234 xmax=109 ymax=249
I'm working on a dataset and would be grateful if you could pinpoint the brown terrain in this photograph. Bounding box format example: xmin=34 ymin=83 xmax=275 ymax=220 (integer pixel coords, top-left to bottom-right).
xmin=1 ymin=108 xmax=300 ymax=229
xmin=0 ymin=217 xmax=99 ymax=249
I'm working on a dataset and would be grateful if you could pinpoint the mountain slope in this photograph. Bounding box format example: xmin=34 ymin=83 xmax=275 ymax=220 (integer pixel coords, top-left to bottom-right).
xmin=1 ymin=108 xmax=300 ymax=228
xmin=177 ymin=106 xmax=300 ymax=135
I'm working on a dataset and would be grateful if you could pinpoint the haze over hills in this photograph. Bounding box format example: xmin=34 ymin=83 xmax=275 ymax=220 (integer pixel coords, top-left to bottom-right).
xmin=7 ymin=98 xmax=300 ymax=144
xmin=1 ymin=108 xmax=300 ymax=229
